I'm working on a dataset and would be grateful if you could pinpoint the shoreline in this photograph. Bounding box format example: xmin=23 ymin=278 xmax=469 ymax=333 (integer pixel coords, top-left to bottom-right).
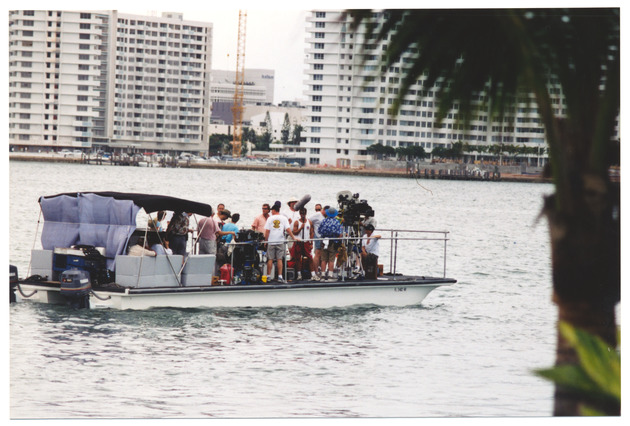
xmin=9 ymin=153 xmax=553 ymax=184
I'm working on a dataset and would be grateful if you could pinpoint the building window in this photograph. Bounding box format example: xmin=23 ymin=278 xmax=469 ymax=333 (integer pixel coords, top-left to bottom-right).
xmin=315 ymin=12 xmax=326 ymax=18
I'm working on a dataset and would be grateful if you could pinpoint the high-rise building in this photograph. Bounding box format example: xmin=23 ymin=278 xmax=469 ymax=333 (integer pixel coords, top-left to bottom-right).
xmin=210 ymin=68 xmax=275 ymax=125
xmin=9 ymin=10 xmax=213 ymax=153
xmin=301 ymin=10 xmax=598 ymax=168
xmin=211 ymin=69 xmax=275 ymax=105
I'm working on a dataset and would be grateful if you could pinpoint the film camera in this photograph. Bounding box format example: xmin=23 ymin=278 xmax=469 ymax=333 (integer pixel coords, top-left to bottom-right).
xmin=336 ymin=190 xmax=375 ymax=227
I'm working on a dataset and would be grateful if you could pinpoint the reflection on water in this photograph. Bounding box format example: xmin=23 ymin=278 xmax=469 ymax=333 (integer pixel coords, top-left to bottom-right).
xmin=10 ymin=161 xmax=557 ymax=418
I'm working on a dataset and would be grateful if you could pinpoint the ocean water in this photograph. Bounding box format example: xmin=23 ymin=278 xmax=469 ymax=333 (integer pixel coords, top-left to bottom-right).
xmin=9 ymin=161 xmax=557 ymax=418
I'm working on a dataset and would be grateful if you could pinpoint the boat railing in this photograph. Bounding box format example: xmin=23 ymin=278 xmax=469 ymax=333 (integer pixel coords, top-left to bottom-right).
xmin=214 ymin=228 xmax=450 ymax=281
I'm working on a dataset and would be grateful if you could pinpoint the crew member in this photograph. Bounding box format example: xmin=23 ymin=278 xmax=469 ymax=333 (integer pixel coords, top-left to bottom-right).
xmin=264 ymin=201 xmax=299 ymax=283
xmin=317 ymin=207 xmax=344 ymax=281
xmin=361 ymin=224 xmax=381 ymax=279
xmin=251 ymin=203 xmax=271 ymax=232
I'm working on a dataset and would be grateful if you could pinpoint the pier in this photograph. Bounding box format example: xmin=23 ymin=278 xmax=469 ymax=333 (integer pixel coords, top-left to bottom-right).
xmin=9 ymin=152 xmax=554 ymax=183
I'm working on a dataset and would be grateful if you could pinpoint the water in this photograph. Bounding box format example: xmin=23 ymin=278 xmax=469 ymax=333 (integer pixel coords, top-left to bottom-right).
xmin=9 ymin=161 xmax=557 ymax=418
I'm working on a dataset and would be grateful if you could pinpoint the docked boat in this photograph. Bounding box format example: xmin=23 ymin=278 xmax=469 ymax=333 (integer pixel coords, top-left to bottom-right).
xmin=11 ymin=191 xmax=456 ymax=310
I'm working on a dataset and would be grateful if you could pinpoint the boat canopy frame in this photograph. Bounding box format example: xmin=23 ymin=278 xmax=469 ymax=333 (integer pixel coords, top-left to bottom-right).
xmin=39 ymin=191 xmax=213 ymax=216
xmin=36 ymin=192 xmax=213 ymax=270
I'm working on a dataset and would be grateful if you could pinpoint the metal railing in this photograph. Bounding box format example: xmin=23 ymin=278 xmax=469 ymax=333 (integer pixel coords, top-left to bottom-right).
xmin=200 ymin=228 xmax=451 ymax=285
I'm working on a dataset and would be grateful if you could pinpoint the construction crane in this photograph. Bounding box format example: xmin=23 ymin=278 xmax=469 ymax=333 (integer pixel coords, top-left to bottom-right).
xmin=231 ymin=10 xmax=247 ymax=157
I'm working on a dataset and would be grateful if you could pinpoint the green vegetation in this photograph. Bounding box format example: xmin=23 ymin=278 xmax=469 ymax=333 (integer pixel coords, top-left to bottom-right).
xmin=536 ymin=322 xmax=620 ymax=416
xmin=350 ymin=8 xmax=620 ymax=415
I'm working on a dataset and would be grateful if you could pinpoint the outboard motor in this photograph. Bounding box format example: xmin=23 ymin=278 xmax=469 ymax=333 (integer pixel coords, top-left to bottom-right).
xmin=60 ymin=269 xmax=91 ymax=309
xmin=10 ymin=265 xmax=18 ymax=303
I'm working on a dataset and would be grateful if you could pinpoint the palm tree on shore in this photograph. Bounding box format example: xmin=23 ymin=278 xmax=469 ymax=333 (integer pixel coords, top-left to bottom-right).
xmin=350 ymin=8 xmax=620 ymax=415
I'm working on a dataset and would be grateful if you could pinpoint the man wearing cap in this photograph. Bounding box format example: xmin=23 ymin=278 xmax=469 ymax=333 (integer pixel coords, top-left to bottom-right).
xmin=264 ymin=201 xmax=299 ymax=283
xmin=361 ymin=224 xmax=381 ymax=279
xmin=317 ymin=207 xmax=344 ymax=281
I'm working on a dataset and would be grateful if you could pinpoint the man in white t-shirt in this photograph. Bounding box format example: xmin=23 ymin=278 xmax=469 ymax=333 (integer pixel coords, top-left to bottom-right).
xmin=361 ymin=224 xmax=381 ymax=279
xmin=264 ymin=201 xmax=299 ymax=283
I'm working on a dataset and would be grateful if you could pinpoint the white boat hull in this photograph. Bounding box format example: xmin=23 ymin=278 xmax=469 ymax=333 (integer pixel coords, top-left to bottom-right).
xmin=15 ymin=279 xmax=453 ymax=310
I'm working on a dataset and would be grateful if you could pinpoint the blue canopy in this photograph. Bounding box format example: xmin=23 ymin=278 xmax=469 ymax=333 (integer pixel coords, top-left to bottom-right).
xmin=39 ymin=192 xmax=213 ymax=269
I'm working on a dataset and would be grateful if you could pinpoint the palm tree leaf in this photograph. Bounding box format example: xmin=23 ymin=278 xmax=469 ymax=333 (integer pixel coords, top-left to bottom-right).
xmin=559 ymin=322 xmax=621 ymax=400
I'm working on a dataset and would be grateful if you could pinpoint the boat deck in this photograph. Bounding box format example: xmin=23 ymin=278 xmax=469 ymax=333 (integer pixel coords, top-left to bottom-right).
xmin=20 ymin=274 xmax=456 ymax=295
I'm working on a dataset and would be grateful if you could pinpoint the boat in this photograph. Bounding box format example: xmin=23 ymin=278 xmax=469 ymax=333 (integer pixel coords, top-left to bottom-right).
xmin=10 ymin=191 xmax=456 ymax=310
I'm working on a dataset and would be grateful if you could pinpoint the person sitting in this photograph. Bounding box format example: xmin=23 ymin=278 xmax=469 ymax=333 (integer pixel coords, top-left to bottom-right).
xmin=361 ymin=224 xmax=381 ymax=279
xmin=128 ymin=237 xmax=156 ymax=257
xmin=150 ymin=236 xmax=172 ymax=255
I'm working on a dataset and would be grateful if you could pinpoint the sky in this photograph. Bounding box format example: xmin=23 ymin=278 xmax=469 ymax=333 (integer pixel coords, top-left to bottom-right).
xmin=122 ymin=8 xmax=309 ymax=104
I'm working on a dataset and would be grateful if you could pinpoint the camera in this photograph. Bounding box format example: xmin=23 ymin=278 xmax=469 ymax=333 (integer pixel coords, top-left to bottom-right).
xmin=337 ymin=191 xmax=374 ymax=227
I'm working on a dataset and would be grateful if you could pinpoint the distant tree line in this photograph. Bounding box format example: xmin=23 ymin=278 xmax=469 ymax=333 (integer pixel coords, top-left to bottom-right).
xmin=208 ymin=112 xmax=304 ymax=156
xmin=367 ymin=141 xmax=552 ymax=162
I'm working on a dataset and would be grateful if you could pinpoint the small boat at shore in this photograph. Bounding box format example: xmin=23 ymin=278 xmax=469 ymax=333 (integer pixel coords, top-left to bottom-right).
xmin=10 ymin=191 xmax=456 ymax=310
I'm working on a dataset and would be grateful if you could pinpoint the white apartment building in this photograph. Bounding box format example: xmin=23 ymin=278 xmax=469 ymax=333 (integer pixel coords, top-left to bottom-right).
xmin=9 ymin=10 xmax=112 ymax=150
xmin=9 ymin=10 xmax=213 ymax=154
xmin=301 ymin=10 xmax=581 ymax=167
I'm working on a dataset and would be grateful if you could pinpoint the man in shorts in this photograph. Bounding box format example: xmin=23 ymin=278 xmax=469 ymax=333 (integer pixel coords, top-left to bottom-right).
xmin=317 ymin=207 xmax=344 ymax=281
xmin=264 ymin=201 xmax=299 ymax=283
xmin=309 ymin=204 xmax=328 ymax=280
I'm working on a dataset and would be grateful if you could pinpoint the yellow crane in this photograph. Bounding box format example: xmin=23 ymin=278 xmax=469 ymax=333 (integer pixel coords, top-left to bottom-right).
xmin=231 ymin=10 xmax=247 ymax=157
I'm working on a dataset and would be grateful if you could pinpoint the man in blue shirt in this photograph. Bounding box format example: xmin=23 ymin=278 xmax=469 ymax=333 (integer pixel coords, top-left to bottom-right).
xmin=221 ymin=212 xmax=240 ymax=243
xmin=317 ymin=207 xmax=344 ymax=281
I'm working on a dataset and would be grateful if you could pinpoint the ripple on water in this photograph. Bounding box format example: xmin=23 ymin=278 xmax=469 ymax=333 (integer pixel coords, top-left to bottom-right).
xmin=10 ymin=162 xmax=557 ymax=418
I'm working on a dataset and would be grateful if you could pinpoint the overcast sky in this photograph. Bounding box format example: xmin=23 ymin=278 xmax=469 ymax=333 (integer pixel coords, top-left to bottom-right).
xmin=29 ymin=1 xmax=621 ymax=105
xmin=122 ymin=8 xmax=308 ymax=104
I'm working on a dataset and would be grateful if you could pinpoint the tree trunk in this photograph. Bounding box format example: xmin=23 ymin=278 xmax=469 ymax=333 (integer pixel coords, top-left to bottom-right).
xmin=544 ymin=175 xmax=620 ymax=415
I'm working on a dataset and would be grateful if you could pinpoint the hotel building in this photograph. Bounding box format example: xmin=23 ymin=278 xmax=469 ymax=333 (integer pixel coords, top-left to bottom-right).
xmin=9 ymin=10 xmax=213 ymax=153
xmin=301 ymin=10 xmax=610 ymax=167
